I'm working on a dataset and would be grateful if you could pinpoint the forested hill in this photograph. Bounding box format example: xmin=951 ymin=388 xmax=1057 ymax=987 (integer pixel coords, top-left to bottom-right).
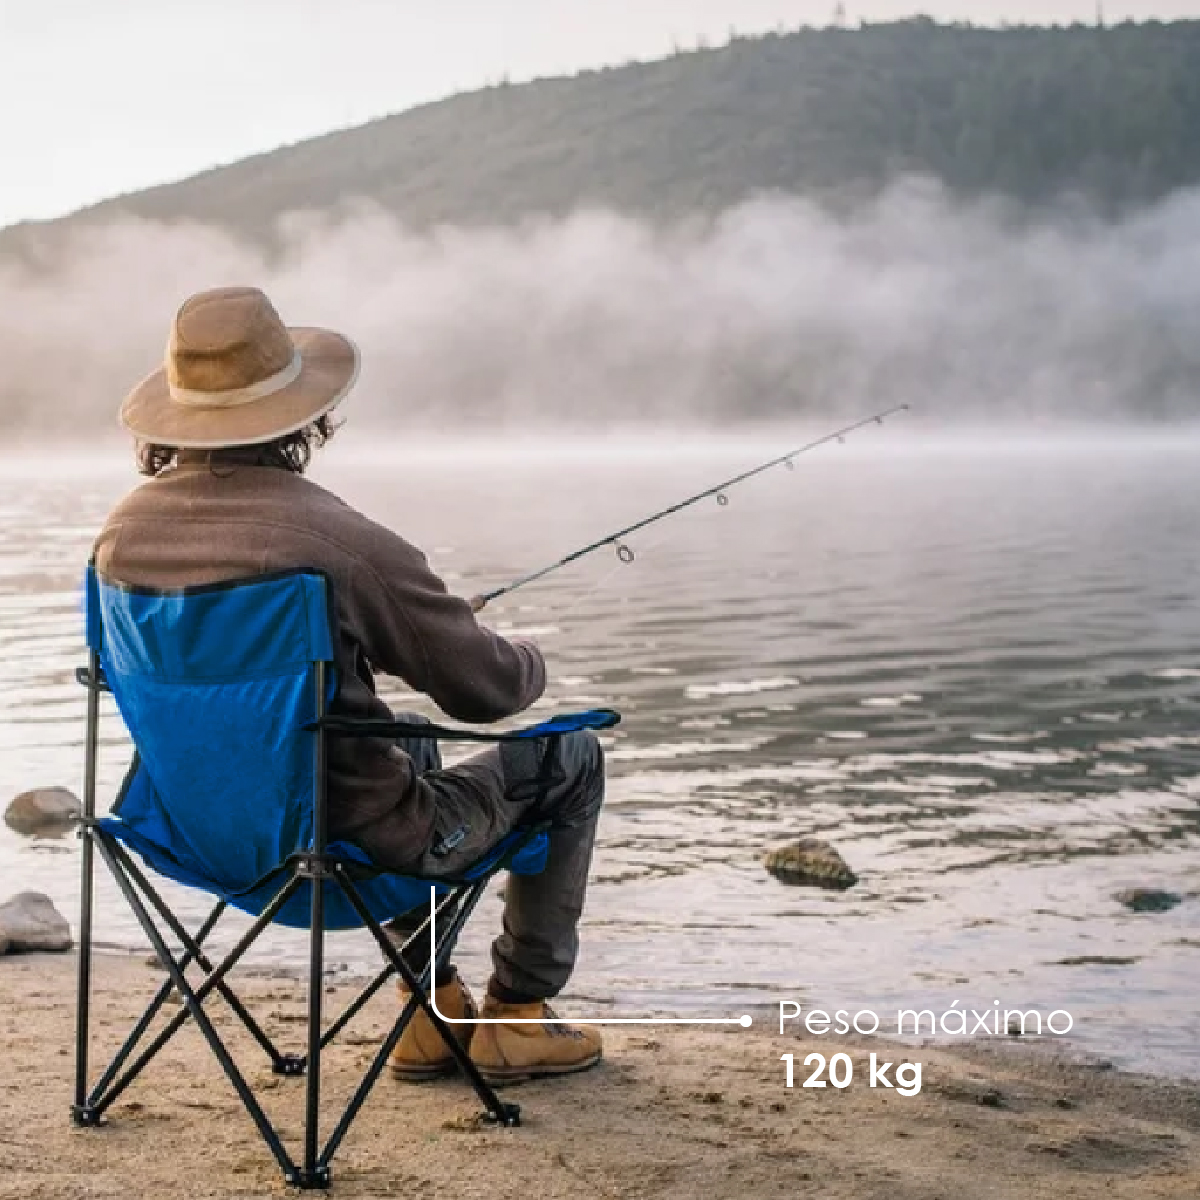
xmin=7 ymin=18 xmax=1200 ymax=249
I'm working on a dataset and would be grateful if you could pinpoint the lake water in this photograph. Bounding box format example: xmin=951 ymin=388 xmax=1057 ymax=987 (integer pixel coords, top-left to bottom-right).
xmin=1 ymin=432 xmax=1197 ymax=1078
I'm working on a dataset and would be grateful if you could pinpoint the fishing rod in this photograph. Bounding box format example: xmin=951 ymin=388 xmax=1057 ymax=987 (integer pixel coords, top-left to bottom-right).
xmin=471 ymin=404 xmax=910 ymax=611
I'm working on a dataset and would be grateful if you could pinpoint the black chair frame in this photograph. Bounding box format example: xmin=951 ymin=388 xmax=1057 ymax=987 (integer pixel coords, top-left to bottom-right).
xmin=71 ymin=651 xmax=531 ymax=1190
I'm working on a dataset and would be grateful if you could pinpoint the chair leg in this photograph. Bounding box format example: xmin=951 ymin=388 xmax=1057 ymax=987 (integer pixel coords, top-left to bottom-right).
xmin=92 ymin=835 xmax=301 ymax=1180
xmin=108 ymin=842 xmax=292 ymax=1073
xmin=316 ymin=961 xmax=432 ymax=1170
xmin=86 ymin=899 xmax=228 ymax=1110
xmin=71 ymin=825 xmax=99 ymax=1126
xmin=87 ymin=860 xmax=302 ymax=1117
xmin=309 ymin=875 xmax=503 ymax=1172
xmin=332 ymin=871 xmax=521 ymax=1144
xmin=74 ymin=843 xmax=516 ymax=1186
xmin=299 ymin=871 xmax=330 ymax=1190
xmin=319 ymin=888 xmax=463 ymax=1052
xmin=73 ymin=655 xmax=102 ymax=1128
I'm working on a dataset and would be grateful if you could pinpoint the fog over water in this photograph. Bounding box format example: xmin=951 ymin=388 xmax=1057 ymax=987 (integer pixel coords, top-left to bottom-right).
xmin=3 ymin=178 xmax=1200 ymax=432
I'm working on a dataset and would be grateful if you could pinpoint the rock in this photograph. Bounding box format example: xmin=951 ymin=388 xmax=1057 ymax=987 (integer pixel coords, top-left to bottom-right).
xmin=4 ymin=787 xmax=82 ymax=835
xmin=763 ymin=838 xmax=857 ymax=890
xmin=0 ymin=891 xmax=72 ymax=954
xmin=1114 ymin=888 xmax=1182 ymax=914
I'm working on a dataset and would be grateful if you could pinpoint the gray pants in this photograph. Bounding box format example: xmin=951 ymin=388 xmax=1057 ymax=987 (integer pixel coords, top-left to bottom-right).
xmin=384 ymin=715 xmax=605 ymax=1001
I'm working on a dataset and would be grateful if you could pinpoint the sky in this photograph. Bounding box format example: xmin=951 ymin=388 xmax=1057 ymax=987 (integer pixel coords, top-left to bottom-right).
xmin=1 ymin=0 xmax=1198 ymax=228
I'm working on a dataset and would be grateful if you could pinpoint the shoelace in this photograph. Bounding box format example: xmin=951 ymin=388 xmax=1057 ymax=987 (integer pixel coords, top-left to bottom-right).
xmin=540 ymin=1004 xmax=584 ymax=1039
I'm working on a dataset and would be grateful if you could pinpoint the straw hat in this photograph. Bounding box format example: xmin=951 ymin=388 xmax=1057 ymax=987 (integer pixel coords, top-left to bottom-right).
xmin=121 ymin=286 xmax=359 ymax=448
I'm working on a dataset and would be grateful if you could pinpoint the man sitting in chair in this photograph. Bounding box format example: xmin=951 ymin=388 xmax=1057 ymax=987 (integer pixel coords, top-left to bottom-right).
xmin=94 ymin=285 xmax=604 ymax=1086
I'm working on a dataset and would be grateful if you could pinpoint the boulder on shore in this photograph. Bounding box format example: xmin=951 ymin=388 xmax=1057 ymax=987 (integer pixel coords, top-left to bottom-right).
xmin=0 ymin=891 xmax=73 ymax=955
xmin=1114 ymin=888 xmax=1182 ymax=914
xmin=4 ymin=787 xmax=82 ymax=836
xmin=763 ymin=838 xmax=858 ymax=890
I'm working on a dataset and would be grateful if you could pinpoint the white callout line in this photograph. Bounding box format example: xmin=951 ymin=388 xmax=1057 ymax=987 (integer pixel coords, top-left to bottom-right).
xmin=426 ymin=887 xmax=753 ymax=1027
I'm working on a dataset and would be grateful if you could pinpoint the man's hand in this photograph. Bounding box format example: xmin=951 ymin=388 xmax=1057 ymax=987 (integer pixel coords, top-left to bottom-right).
xmin=469 ymin=594 xmax=488 ymax=614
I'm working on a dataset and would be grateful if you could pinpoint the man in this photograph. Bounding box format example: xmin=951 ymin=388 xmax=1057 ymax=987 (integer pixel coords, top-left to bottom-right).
xmin=94 ymin=285 xmax=604 ymax=1084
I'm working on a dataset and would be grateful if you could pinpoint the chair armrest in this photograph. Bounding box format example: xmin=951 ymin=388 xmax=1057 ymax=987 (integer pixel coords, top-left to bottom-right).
xmin=310 ymin=708 xmax=620 ymax=742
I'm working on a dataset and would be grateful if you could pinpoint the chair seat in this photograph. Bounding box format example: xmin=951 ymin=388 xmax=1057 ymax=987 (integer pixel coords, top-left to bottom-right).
xmin=99 ymin=763 xmax=549 ymax=930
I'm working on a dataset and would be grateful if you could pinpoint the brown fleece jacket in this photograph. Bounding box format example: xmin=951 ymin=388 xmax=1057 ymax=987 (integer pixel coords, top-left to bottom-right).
xmin=92 ymin=454 xmax=546 ymax=868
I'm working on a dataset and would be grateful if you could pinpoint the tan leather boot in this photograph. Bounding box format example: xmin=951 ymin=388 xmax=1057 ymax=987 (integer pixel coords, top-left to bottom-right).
xmin=388 ymin=973 xmax=477 ymax=1081
xmin=469 ymin=996 xmax=602 ymax=1085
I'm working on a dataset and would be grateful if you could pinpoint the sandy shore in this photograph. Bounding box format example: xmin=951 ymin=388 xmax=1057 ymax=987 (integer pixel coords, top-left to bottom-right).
xmin=0 ymin=952 xmax=1197 ymax=1199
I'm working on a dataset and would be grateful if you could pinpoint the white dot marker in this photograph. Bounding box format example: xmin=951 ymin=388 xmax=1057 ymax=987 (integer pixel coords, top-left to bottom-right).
xmin=740 ymin=1015 xmax=753 ymax=1028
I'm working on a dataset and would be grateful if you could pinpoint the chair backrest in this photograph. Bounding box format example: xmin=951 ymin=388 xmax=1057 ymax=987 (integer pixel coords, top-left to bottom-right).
xmin=87 ymin=566 xmax=335 ymax=896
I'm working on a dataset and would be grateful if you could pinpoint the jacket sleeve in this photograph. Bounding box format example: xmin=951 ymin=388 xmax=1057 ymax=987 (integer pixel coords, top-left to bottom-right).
xmin=338 ymin=511 xmax=546 ymax=724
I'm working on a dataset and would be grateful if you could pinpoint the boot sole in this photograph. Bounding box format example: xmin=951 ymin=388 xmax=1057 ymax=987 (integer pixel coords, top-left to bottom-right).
xmin=387 ymin=1059 xmax=461 ymax=1082
xmin=474 ymin=1051 xmax=602 ymax=1086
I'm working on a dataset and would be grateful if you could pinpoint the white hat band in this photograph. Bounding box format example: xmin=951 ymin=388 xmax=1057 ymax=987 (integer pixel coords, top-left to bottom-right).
xmin=168 ymin=351 xmax=303 ymax=409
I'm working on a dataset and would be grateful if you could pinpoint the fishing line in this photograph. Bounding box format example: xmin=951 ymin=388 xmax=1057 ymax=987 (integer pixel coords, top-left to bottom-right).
xmin=472 ymin=405 xmax=910 ymax=611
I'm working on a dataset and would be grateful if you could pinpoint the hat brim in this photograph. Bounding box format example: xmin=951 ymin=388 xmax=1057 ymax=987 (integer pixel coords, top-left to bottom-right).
xmin=120 ymin=327 xmax=359 ymax=449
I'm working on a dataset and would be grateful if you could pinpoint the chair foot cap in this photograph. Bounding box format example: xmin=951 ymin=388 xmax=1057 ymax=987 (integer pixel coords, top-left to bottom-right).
xmin=70 ymin=1105 xmax=103 ymax=1128
xmin=286 ymin=1166 xmax=331 ymax=1189
xmin=482 ymin=1102 xmax=522 ymax=1128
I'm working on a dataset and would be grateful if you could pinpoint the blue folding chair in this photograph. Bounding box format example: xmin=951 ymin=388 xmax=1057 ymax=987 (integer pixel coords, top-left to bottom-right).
xmin=72 ymin=564 xmax=618 ymax=1189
